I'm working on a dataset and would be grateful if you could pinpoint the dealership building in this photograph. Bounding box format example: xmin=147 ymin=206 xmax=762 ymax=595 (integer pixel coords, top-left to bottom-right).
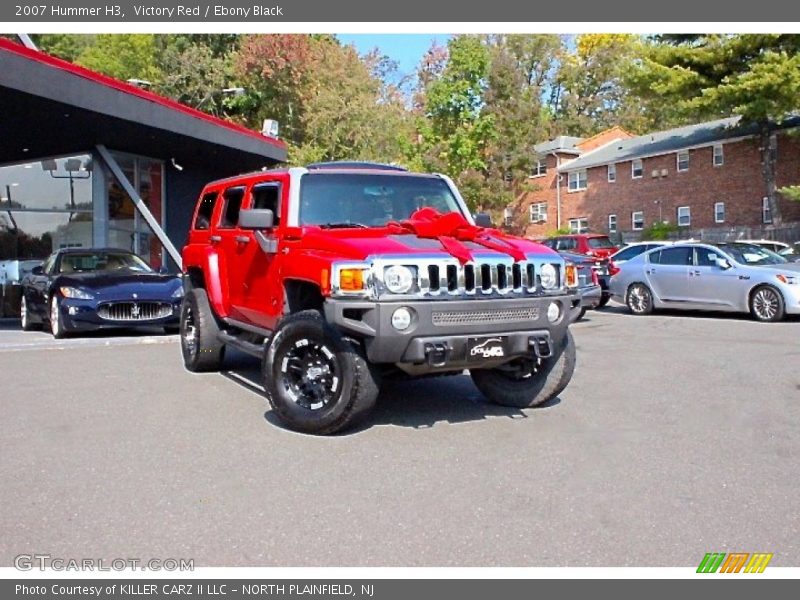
xmin=0 ymin=37 xmax=286 ymax=279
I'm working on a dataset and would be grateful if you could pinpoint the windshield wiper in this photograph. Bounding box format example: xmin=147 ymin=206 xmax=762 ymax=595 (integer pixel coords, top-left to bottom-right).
xmin=319 ymin=222 xmax=369 ymax=229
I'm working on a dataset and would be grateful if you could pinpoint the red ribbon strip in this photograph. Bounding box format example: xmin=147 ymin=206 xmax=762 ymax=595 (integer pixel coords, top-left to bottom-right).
xmin=387 ymin=208 xmax=527 ymax=265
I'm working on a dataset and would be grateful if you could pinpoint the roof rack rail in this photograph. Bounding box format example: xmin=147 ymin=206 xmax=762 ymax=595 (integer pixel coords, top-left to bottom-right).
xmin=306 ymin=161 xmax=408 ymax=171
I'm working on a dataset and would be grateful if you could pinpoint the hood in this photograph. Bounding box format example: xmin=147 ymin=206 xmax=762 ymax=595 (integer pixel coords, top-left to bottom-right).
xmin=56 ymin=270 xmax=181 ymax=296
xmin=296 ymin=227 xmax=559 ymax=261
xmin=753 ymin=262 xmax=800 ymax=275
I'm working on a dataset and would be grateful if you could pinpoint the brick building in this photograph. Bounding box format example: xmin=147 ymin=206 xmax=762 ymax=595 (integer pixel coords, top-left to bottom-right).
xmin=510 ymin=116 xmax=800 ymax=243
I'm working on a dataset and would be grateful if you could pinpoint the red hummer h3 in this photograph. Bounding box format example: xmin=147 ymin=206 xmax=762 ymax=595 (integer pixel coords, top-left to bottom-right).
xmin=180 ymin=162 xmax=579 ymax=434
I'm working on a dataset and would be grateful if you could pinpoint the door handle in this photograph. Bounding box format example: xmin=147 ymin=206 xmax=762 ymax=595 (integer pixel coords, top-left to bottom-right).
xmin=235 ymin=235 xmax=250 ymax=244
xmin=646 ymin=269 xmax=656 ymax=274
xmin=691 ymin=270 xmax=700 ymax=276
xmin=209 ymin=235 xmax=222 ymax=243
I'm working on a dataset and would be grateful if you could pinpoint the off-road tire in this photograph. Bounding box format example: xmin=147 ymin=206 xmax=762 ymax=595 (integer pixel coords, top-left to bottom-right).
xmin=470 ymin=329 xmax=576 ymax=409
xmin=749 ymin=285 xmax=785 ymax=323
xmin=180 ymin=288 xmax=225 ymax=372
xmin=626 ymin=283 xmax=654 ymax=315
xmin=576 ymin=307 xmax=587 ymax=321
xmin=263 ymin=310 xmax=379 ymax=435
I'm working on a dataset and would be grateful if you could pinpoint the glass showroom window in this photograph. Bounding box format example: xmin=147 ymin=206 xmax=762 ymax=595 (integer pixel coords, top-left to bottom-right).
xmin=677 ymin=150 xmax=690 ymax=172
xmin=608 ymin=214 xmax=618 ymax=233
xmin=714 ymin=202 xmax=725 ymax=223
xmin=107 ymin=152 xmax=165 ymax=269
xmin=607 ymin=164 xmax=616 ymax=183
xmin=631 ymin=159 xmax=643 ymax=179
xmin=568 ymin=170 xmax=587 ymax=192
xmin=713 ymin=144 xmax=724 ymax=166
xmin=0 ymin=154 xmax=93 ymax=265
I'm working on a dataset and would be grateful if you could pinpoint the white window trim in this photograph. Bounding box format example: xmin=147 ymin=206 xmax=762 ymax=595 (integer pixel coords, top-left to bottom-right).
xmin=529 ymin=202 xmax=547 ymax=224
xmin=714 ymin=202 xmax=725 ymax=224
xmin=762 ymin=197 xmax=773 ymax=224
xmin=531 ymin=158 xmax=547 ymax=178
xmin=677 ymin=151 xmax=690 ymax=172
xmin=631 ymin=159 xmax=643 ymax=179
xmin=607 ymin=164 xmax=616 ymax=183
xmin=568 ymin=217 xmax=589 ymax=234
xmin=608 ymin=214 xmax=617 ymax=233
xmin=568 ymin=170 xmax=588 ymax=193
xmin=632 ymin=211 xmax=644 ymax=231
xmin=713 ymin=144 xmax=724 ymax=167
xmin=677 ymin=205 xmax=691 ymax=227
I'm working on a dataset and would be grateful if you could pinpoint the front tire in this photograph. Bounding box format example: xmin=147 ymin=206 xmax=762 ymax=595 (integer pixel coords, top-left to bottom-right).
xmin=180 ymin=288 xmax=225 ymax=372
xmin=470 ymin=330 xmax=576 ymax=408
xmin=626 ymin=283 xmax=654 ymax=315
xmin=49 ymin=295 xmax=67 ymax=339
xmin=750 ymin=285 xmax=785 ymax=322
xmin=20 ymin=295 xmax=37 ymax=331
xmin=263 ymin=310 xmax=379 ymax=435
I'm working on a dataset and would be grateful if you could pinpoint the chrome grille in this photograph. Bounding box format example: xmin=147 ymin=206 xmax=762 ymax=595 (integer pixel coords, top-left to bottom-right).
xmin=412 ymin=257 xmax=557 ymax=297
xmin=432 ymin=307 xmax=540 ymax=326
xmin=98 ymin=302 xmax=172 ymax=321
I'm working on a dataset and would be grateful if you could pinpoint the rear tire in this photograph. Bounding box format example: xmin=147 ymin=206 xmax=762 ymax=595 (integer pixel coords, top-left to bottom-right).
xmin=750 ymin=285 xmax=785 ymax=322
xmin=626 ymin=283 xmax=654 ymax=315
xmin=470 ymin=330 xmax=576 ymax=408
xmin=263 ymin=310 xmax=379 ymax=435
xmin=180 ymin=288 xmax=225 ymax=372
xmin=20 ymin=295 xmax=37 ymax=331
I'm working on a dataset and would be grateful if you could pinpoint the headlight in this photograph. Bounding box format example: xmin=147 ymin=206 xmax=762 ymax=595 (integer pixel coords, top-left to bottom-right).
xmin=384 ymin=265 xmax=415 ymax=294
xmin=59 ymin=286 xmax=94 ymax=299
xmin=172 ymin=286 xmax=185 ymax=298
xmin=776 ymin=274 xmax=799 ymax=285
xmin=540 ymin=263 xmax=558 ymax=290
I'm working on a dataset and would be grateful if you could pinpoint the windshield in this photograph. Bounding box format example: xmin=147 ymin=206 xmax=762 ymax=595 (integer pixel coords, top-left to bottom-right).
xmin=298 ymin=173 xmax=464 ymax=227
xmin=58 ymin=252 xmax=153 ymax=274
xmin=587 ymin=236 xmax=615 ymax=249
xmin=717 ymin=244 xmax=788 ymax=266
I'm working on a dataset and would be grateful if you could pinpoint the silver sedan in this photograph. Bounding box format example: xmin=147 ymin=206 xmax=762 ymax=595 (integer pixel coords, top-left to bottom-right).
xmin=609 ymin=242 xmax=800 ymax=322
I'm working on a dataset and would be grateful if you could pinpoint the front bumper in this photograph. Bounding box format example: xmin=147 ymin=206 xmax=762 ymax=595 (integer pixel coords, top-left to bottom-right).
xmin=324 ymin=293 xmax=578 ymax=369
xmin=57 ymin=298 xmax=181 ymax=331
xmin=781 ymin=283 xmax=800 ymax=315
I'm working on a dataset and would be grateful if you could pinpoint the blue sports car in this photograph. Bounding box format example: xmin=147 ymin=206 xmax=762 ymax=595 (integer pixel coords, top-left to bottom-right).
xmin=20 ymin=248 xmax=183 ymax=338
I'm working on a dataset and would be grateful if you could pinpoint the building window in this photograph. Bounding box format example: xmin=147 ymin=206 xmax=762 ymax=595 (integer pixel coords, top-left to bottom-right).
xmin=677 ymin=150 xmax=690 ymax=172
xmin=529 ymin=202 xmax=547 ymax=223
xmin=608 ymin=214 xmax=618 ymax=233
xmin=713 ymin=144 xmax=724 ymax=166
xmin=568 ymin=217 xmax=589 ymax=234
xmin=632 ymin=211 xmax=644 ymax=231
xmin=714 ymin=202 xmax=725 ymax=223
xmin=607 ymin=164 xmax=616 ymax=183
xmin=532 ymin=158 xmax=547 ymax=177
xmin=762 ymin=197 xmax=772 ymax=224
xmin=677 ymin=205 xmax=691 ymax=227
xmin=568 ymin=170 xmax=588 ymax=192
xmin=631 ymin=159 xmax=643 ymax=179
xmin=503 ymin=207 xmax=513 ymax=227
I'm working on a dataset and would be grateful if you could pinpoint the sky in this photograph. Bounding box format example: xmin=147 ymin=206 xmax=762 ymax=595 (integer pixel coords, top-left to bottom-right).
xmin=336 ymin=34 xmax=451 ymax=79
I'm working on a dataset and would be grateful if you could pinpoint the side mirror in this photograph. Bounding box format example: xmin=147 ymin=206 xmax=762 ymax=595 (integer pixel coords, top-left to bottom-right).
xmin=238 ymin=208 xmax=274 ymax=230
xmin=31 ymin=265 xmax=43 ymax=275
xmin=715 ymin=257 xmax=732 ymax=270
xmin=473 ymin=213 xmax=493 ymax=228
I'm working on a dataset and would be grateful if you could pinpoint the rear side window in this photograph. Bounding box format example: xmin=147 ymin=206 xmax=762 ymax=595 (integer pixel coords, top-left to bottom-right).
xmin=557 ymin=238 xmax=577 ymax=251
xmin=251 ymin=183 xmax=282 ymax=227
xmin=588 ymin=236 xmax=614 ymax=249
xmin=219 ymin=186 xmax=246 ymax=229
xmin=194 ymin=191 xmax=218 ymax=230
xmin=652 ymin=247 xmax=692 ymax=265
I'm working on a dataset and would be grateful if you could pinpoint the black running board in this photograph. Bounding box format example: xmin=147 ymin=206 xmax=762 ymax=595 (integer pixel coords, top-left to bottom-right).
xmin=217 ymin=330 xmax=266 ymax=358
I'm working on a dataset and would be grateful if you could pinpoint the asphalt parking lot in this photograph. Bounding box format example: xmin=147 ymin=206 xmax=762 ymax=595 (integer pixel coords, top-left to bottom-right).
xmin=1 ymin=307 xmax=798 ymax=567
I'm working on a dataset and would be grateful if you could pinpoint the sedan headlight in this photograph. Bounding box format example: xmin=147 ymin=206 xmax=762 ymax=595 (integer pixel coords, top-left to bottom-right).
xmin=60 ymin=286 xmax=94 ymax=299
xmin=776 ymin=274 xmax=799 ymax=285
xmin=540 ymin=263 xmax=558 ymax=290
xmin=172 ymin=286 xmax=185 ymax=298
xmin=384 ymin=265 xmax=415 ymax=294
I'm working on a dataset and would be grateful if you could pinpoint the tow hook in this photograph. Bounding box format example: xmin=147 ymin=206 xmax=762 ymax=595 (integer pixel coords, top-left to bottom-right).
xmin=424 ymin=342 xmax=451 ymax=367
xmin=529 ymin=335 xmax=552 ymax=359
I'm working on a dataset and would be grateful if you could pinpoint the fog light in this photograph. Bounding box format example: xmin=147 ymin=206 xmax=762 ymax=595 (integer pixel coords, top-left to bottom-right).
xmin=391 ymin=307 xmax=413 ymax=331
xmin=547 ymin=302 xmax=561 ymax=323
xmin=68 ymin=306 xmax=79 ymax=316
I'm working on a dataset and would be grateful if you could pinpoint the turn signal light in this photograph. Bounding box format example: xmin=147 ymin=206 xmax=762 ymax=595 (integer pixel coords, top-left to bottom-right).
xmin=339 ymin=268 xmax=364 ymax=291
xmin=565 ymin=264 xmax=578 ymax=288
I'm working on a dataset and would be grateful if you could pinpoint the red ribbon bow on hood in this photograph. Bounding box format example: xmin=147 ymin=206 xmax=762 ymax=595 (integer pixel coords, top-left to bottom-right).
xmin=387 ymin=207 xmax=527 ymax=265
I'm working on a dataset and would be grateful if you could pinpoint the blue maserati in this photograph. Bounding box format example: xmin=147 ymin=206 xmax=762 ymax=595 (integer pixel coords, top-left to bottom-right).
xmin=20 ymin=248 xmax=183 ymax=338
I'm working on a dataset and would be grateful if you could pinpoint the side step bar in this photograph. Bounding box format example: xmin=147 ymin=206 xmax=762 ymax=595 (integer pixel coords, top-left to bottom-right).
xmin=217 ymin=330 xmax=266 ymax=358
